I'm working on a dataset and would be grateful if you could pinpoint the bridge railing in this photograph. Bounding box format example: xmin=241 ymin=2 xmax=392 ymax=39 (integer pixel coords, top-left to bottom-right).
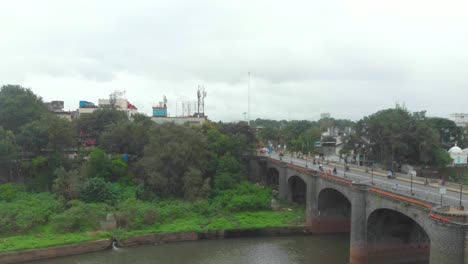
xmin=263 ymin=153 xmax=463 ymax=209
xmin=368 ymin=178 xmax=459 ymax=208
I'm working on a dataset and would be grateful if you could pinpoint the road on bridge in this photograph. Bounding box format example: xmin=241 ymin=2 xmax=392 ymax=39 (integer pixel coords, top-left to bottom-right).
xmin=268 ymin=153 xmax=468 ymax=210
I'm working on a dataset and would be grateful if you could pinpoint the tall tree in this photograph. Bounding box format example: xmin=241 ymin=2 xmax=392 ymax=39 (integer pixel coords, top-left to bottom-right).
xmin=351 ymin=108 xmax=446 ymax=168
xmin=17 ymin=114 xmax=75 ymax=155
xmin=74 ymin=109 xmax=128 ymax=144
xmin=0 ymin=127 xmax=19 ymax=182
xmin=99 ymin=116 xmax=153 ymax=157
xmin=137 ymin=123 xmax=209 ymax=198
xmin=0 ymin=85 xmax=48 ymax=133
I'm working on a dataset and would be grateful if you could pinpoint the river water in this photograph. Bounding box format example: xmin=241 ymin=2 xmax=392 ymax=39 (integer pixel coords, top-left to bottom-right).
xmin=30 ymin=235 xmax=350 ymax=264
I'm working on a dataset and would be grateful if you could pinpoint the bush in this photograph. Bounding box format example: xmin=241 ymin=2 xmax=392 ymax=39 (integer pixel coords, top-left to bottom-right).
xmin=191 ymin=200 xmax=215 ymax=216
xmin=50 ymin=201 xmax=108 ymax=233
xmin=212 ymin=182 xmax=271 ymax=212
xmin=0 ymin=183 xmax=21 ymax=202
xmin=214 ymin=172 xmax=241 ymax=192
xmin=156 ymin=200 xmax=195 ymax=223
xmin=0 ymin=192 xmax=63 ymax=235
xmin=80 ymin=178 xmax=118 ymax=204
xmin=86 ymin=148 xmax=112 ymax=179
xmin=115 ymin=199 xmax=157 ymax=230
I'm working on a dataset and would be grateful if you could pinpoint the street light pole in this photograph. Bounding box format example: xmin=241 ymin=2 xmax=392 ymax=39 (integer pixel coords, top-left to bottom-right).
xmin=410 ymin=173 xmax=414 ymax=195
xmin=459 ymin=169 xmax=464 ymax=210
xmin=459 ymin=183 xmax=463 ymax=210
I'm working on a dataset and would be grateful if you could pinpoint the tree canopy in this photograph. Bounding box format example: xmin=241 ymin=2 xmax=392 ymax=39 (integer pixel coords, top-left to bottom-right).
xmin=0 ymin=85 xmax=48 ymax=133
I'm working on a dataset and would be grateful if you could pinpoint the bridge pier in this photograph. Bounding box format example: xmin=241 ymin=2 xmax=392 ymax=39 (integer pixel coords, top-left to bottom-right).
xmin=305 ymin=177 xmax=317 ymax=227
xmin=428 ymin=221 xmax=465 ymax=264
xmin=349 ymin=184 xmax=368 ymax=264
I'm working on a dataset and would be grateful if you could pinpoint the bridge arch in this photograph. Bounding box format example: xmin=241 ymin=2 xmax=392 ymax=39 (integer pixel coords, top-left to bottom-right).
xmin=366 ymin=208 xmax=431 ymax=263
xmin=288 ymin=175 xmax=307 ymax=204
xmin=312 ymin=188 xmax=352 ymax=233
xmin=266 ymin=167 xmax=279 ymax=189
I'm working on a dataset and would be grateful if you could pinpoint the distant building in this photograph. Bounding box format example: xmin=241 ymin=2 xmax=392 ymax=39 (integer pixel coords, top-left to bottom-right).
xmin=320 ymin=113 xmax=331 ymax=119
xmin=150 ymin=100 xmax=206 ymax=126
xmin=77 ymin=98 xmax=139 ymax=118
xmin=44 ymin=101 xmax=74 ymax=121
xmin=98 ymin=98 xmax=139 ymax=118
xmin=449 ymin=113 xmax=468 ymax=127
xmin=448 ymin=144 xmax=468 ymax=165
xmin=320 ymin=126 xmax=354 ymax=156
xmin=77 ymin=100 xmax=99 ymax=116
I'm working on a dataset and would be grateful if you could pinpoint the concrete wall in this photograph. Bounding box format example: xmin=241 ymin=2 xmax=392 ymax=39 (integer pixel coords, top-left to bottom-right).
xmin=0 ymin=240 xmax=112 ymax=264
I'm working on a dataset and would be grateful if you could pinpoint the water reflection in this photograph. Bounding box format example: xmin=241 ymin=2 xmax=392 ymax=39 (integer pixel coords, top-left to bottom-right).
xmin=30 ymin=235 xmax=350 ymax=264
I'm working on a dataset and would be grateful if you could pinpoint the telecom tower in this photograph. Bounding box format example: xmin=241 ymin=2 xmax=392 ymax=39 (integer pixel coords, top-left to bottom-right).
xmin=197 ymin=85 xmax=207 ymax=117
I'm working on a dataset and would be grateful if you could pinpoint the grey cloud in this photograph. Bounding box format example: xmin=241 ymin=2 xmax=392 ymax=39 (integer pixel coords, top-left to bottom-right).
xmin=1 ymin=0 xmax=467 ymax=122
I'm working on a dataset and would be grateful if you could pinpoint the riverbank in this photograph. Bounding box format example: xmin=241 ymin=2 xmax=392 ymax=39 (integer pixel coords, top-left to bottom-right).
xmin=0 ymin=227 xmax=312 ymax=264
xmin=0 ymin=209 xmax=305 ymax=263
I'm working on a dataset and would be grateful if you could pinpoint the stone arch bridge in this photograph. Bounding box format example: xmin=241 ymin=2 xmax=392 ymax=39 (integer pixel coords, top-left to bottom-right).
xmin=250 ymin=157 xmax=468 ymax=264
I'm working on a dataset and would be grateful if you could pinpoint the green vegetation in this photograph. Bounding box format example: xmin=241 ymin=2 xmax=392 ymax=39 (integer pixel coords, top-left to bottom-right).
xmin=0 ymin=85 xmax=304 ymax=254
xmin=254 ymin=105 xmax=462 ymax=180
xmin=0 ymin=185 xmax=305 ymax=253
xmin=0 ymin=232 xmax=111 ymax=253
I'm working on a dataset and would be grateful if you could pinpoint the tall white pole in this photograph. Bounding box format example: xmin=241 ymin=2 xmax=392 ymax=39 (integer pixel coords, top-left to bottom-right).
xmin=248 ymin=71 xmax=251 ymax=126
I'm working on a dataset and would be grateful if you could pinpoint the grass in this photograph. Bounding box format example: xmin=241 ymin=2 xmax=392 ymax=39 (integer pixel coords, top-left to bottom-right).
xmin=120 ymin=207 xmax=305 ymax=240
xmin=0 ymin=232 xmax=111 ymax=253
xmin=0 ymin=206 xmax=306 ymax=253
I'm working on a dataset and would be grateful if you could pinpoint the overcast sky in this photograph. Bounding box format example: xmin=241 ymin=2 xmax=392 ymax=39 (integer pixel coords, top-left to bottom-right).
xmin=1 ymin=0 xmax=467 ymax=122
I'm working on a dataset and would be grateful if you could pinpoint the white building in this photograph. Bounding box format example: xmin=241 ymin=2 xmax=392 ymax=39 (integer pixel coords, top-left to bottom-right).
xmin=77 ymin=98 xmax=139 ymax=118
xmin=448 ymin=144 xmax=468 ymax=165
xmin=449 ymin=113 xmax=468 ymax=127
xmin=98 ymin=98 xmax=139 ymax=118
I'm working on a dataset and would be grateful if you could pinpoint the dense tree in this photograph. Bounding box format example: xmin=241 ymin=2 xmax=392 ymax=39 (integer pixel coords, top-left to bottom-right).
xmin=426 ymin=117 xmax=463 ymax=148
xmin=17 ymin=114 xmax=75 ymax=155
xmin=0 ymin=85 xmax=48 ymax=133
xmin=137 ymin=123 xmax=209 ymax=198
xmin=0 ymin=128 xmax=19 ymax=182
xmin=85 ymin=148 xmax=112 ymax=179
xmin=99 ymin=119 xmax=152 ymax=157
xmin=183 ymin=167 xmax=211 ymax=200
xmin=350 ymin=108 xmax=449 ymax=168
xmin=74 ymin=109 xmax=128 ymax=144
xmin=52 ymin=167 xmax=84 ymax=200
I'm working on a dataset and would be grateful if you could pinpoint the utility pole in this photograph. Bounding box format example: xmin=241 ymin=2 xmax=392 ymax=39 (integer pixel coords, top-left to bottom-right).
xmin=459 ymin=168 xmax=464 ymax=210
xmin=248 ymin=71 xmax=251 ymax=126
xmin=410 ymin=172 xmax=414 ymax=195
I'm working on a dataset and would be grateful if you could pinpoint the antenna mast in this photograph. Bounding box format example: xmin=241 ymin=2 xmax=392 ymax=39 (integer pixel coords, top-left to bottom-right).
xmin=197 ymin=85 xmax=201 ymax=117
xmin=202 ymin=86 xmax=207 ymax=117
xmin=248 ymin=72 xmax=251 ymax=126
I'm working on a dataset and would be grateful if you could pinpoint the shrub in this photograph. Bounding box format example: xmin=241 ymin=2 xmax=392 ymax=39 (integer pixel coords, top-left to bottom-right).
xmin=0 ymin=183 xmax=20 ymax=202
xmin=86 ymin=148 xmax=112 ymax=179
xmin=80 ymin=177 xmax=118 ymax=204
xmin=214 ymin=172 xmax=241 ymax=192
xmin=115 ymin=199 xmax=157 ymax=230
xmin=156 ymin=200 xmax=193 ymax=223
xmin=50 ymin=200 xmax=107 ymax=233
xmin=212 ymin=182 xmax=271 ymax=212
xmin=0 ymin=192 xmax=63 ymax=235
xmin=52 ymin=167 xmax=84 ymax=200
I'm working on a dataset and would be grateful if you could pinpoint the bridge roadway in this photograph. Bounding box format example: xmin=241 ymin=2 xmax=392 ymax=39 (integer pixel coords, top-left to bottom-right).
xmin=270 ymin=153 xmax=468 ymax=210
